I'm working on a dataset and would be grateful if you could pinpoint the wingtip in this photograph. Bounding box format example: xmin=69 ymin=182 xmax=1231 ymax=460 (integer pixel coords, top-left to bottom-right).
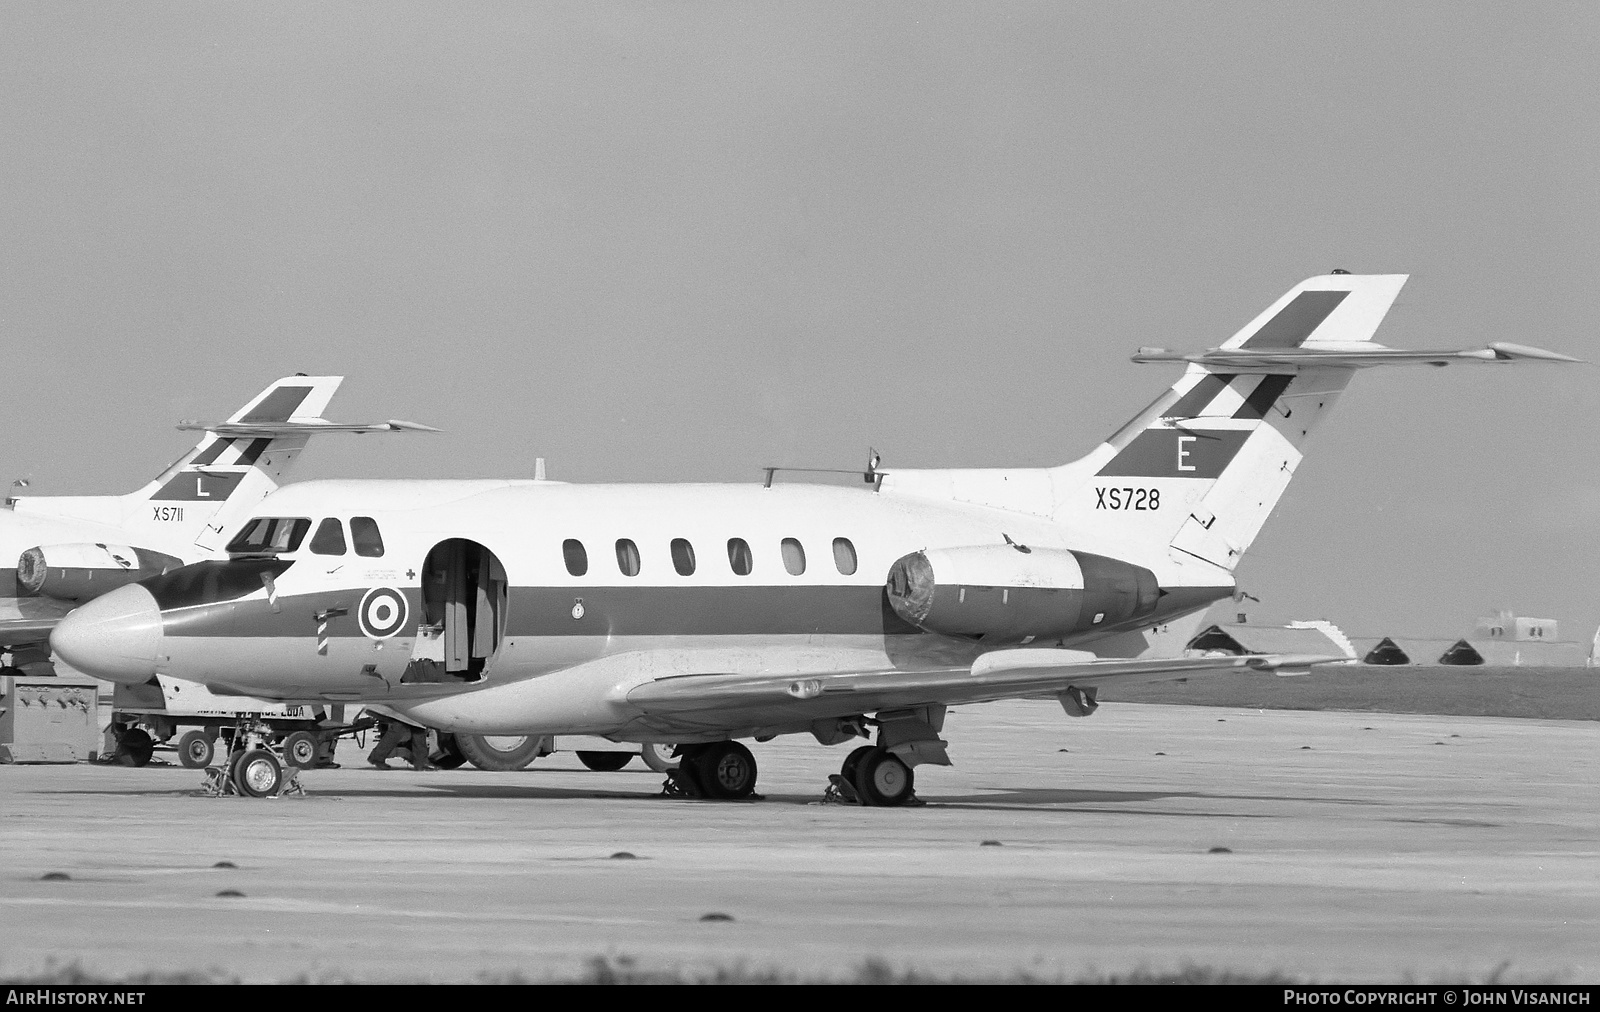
xmin=1131 ymin=347 xmax=1183 ymax=364
xmin=383 ymin=419 xmax=444 ymax=432
xmin=1244 ymin=653 xmax=1348 ymax=671
xmin=1486 ymin=341 xmax=1585 ymax=364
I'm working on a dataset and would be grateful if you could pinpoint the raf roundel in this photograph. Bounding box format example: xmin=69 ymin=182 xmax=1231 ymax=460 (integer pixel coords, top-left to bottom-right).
xmin=358 ymin=587 xmax=409 ymax=640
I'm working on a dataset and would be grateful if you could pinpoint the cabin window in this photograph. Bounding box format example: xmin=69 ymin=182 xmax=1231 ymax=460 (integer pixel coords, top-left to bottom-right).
xmin=350 ymin=517 xmax=385 ymax=558
xmin=563 ymin=539 xmax=588 ymax=577
xmin=727 ymin=538 xmax=753 ymax=576
xmin=781 ymin=538 xmax=806 ymax=575
xmin=615 ymin=539 xmax=641 ymax=577
xmin=671 ymin=538 xmax=696 ymax=576
xmin=226 ymin=517 xmax=311 ymax=555
xmin=309 ymin=518 xmax=347 ymax=556
xmin=832 ymin=537 xmax=857 ymax=576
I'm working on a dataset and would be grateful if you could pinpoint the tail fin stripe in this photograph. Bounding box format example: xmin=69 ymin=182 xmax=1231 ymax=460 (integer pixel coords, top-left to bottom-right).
xmin=238 ymin=385 xmax=314 ymax=423
xmin=189 ymin=438 xmax=232 ymax=467
xmin=233 ymin=438 xmax=273 ymax=467
xmin=1096 ymin=429 xmax=1252 ymax=479
xmin=1239 ymin=290 xmax=1349 ymax=349
xmin=151 ymin=472 xmax=246 ymax=501
xmin=1233 ymin=375 xmax=1295 ymax=420
xmin=1161 ymin=373 xmax=1236 ymax=418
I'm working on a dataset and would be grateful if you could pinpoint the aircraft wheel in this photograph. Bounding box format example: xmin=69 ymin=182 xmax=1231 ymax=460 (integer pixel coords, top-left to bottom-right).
xmin=431 ymin=733 xmax=468 ymax=769
xmin=640 ymin=743 xmax=680 ymax=773
xmin=577 ymin=751 xmax=633 ymax=772
xmin=694 ymin=741 xmax=757 ymax=800
xmin=854 ymin=747 xmax=915 ymax=807
xmin=280 ymin=731 xmax=319 ymax=769
xmin=232 ymin=748 xmax=284 ymax=798
xmin=176 ymin=730 xmax=215 ymax=769
xmin=839 ymin=745 xmax=876 ymax=785
xmin=115 ymin=727 xmax=155 ymax=767
xmin=455 ymin=734 xmax=545 ymax=772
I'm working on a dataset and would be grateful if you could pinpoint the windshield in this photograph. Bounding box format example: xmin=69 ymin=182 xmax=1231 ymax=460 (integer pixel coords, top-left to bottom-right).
xmin=226 ymin=517 xmax=312 ymax=555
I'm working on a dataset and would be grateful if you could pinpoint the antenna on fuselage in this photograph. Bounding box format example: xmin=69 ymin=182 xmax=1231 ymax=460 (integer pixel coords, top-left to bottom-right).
xmin=760 ymin=448 xmax=885 ymax=490
xmin=535 ymin=457 xmax=547 ymax=481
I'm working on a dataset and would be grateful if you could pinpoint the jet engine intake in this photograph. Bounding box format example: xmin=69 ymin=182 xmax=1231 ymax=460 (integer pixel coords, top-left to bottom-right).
xmin=885 ymin=545 xmax=1159 ymax=642
xmin=17 ymin=543 xmax=183 ymax=603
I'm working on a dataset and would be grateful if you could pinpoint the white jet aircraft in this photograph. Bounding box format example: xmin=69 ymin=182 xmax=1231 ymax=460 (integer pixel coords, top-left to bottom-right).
xmin=1 ymin=375 xmax=434 ymax=673
xmin=50 ymin=274 xmax=1578 ymax=805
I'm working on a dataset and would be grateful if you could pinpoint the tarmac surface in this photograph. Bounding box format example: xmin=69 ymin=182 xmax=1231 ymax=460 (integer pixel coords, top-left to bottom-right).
xmin=2 ymin=700 xmax=1596 ymax=983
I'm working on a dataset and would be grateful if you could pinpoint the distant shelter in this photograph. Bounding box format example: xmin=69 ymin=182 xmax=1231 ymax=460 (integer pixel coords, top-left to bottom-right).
xmin=1187 ymin=620 xmax=1356 ymax=661
xmin=1350 ymin=609 xmax=1589 ymax=667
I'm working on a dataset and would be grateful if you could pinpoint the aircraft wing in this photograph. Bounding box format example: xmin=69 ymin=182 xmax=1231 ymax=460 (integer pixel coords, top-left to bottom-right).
xmin=0 ymin=599 xmax=75 ymax=647
xmin=623 ymin=649 xmax=1337 ymax=720
xmin=1131 ymin=341 xmax=1582 ymax=372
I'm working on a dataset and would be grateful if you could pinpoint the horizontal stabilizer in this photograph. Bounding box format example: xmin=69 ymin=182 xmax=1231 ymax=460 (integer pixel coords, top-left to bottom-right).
xmin=176 ymin=375 xmax=440 ymax=437
xmin=1132 ymin=341 xmax=1582 ymax=372
xmin=176 ymin=419 xmax=442 ymax=437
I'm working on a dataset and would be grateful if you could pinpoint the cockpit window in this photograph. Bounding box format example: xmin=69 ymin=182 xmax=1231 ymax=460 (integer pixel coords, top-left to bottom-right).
xmin=350 ymin=517 xmax=385 ymax=558
xmin=309 ymin=518 xmax=347 ymax=556
xmin=227 ymin=517 xmax=311 ymax=555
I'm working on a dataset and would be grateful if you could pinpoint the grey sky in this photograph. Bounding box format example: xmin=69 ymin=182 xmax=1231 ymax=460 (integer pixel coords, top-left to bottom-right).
xmin=2 ymin=2 xmax=1596 ymax=640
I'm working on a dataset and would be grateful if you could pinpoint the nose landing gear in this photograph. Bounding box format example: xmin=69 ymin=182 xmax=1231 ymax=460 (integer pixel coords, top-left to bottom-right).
xmin=200 ymin=719 xmax=306 ymax=799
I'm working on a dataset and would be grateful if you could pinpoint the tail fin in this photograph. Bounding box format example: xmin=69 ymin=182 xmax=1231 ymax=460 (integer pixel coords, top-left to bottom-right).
xmin=138 ymin=376 xmax=349 ymax=552
xmin=13 ymin=376 xmax=437 ymax=554
xmin=1049 ymin=272 xmax=1574 ymax=580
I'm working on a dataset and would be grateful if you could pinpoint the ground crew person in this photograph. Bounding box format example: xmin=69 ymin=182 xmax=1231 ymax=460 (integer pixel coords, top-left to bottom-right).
xmin=367 ymin=716 xmax=433 ymax=771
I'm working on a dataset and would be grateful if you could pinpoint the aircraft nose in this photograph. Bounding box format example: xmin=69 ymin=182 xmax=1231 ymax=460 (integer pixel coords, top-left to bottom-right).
xmin=50 ymin=584 xmax=163 ymax=684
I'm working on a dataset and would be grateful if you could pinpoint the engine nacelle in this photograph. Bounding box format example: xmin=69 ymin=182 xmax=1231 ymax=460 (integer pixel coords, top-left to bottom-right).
xmin=886 ymin=544 xmax=1160 ymax=642
xmin=17 ymin=543 xmax=183 ymax=603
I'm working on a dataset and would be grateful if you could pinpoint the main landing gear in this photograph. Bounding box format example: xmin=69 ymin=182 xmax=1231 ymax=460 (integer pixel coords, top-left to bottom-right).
xmin=826 ymin=745 xmax=919 ymax=807
xmin=660 ymin=741 xmax=760 ymax=800
xmin=654 ymin=739 xmax=922 ymax=807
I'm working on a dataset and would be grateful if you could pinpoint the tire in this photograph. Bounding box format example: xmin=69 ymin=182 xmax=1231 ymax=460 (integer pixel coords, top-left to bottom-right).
xmin=455 ymin=734 xmax=546 ymax=772
xmin=280 ymin=731 xmax=319 ymax=769
xmin=115 ymin=727 xmax=155 ymax=767
xmin=693 ymin=741 xmax=758 ymax=800
xmin=176 ymin=730 xmax=215 ymax=769
xmin=431 ymin=732 xmax=468 ymax=770
xmin=839 ymin=744 xmax=875 ymax=784
xmin=640 ymin=743 xmax=680 ymax=773
xmin=853 ymin=747 xmax=915 ymax=807
xmin=577 ymin=751 xmax=633 ymax=772
xmin=232 ymin=748 xmax=284 ymax=798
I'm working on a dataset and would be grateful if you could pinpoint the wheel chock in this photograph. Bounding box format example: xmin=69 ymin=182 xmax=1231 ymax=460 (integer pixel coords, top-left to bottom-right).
xmin=201 ymin=766 xmax=230 ymax=798
xmin=823 ymin=773 xmax=862 ymax=805
xmin=660 ymin=764 xmax=705 ymax=798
